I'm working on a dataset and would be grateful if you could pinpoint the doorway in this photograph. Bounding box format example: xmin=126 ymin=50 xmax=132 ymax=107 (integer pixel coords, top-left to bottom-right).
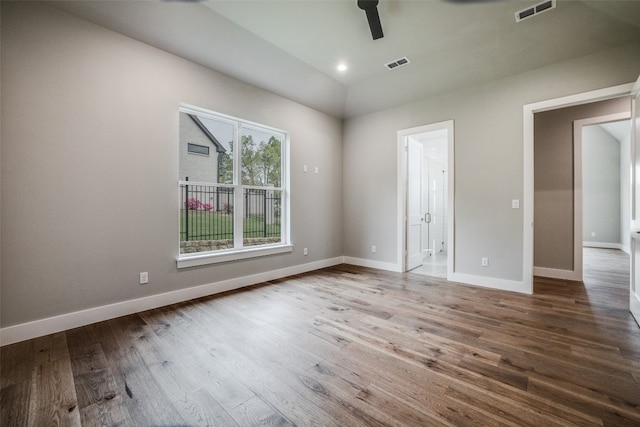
xmin=523 ymin=81 xmax=636 ymax=295
xmin=576 ymin=115 xmax=631 ymax=282
xmin=397 ymin=120 xmax=454 ymax=278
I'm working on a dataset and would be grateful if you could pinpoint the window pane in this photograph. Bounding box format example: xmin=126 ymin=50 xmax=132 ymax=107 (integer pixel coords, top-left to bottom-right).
xmin=241 ymin=127 xmax=282 ymax=187
xmin=243 ymin=189 xmax=282 ymax=247
xmin=179 ymin=183 xmax=235 ymax=254
xmin=180 ymin=112 xmax=234 ymax=184
xmin=187 ymin=143 xmax=209 ymax=156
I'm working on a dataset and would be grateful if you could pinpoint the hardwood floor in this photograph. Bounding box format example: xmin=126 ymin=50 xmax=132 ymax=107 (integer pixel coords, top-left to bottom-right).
xmin=2 ymin=249 xmax=640 ymax=426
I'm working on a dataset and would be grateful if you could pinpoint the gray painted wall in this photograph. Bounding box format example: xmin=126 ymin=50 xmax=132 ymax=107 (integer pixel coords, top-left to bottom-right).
xmin=582 ymin=125 xmax=621 ymax=244
xmin=1 ymin=2 xmax=343 ymax=327
xmin=343 ymin=45 xmax=640 ymax=282
xmin=533 ymin=98 xmax=630 ymax=270
xmin=2 ymin=1 xmax=640 ymax=329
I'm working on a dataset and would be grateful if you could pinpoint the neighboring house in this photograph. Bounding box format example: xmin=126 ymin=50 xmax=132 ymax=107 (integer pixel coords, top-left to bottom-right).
xmin=179 ymin=112 xmax=276 ymax=222
xmin=179 ymin=112 xmax=227 ymax=183
xmin=179 ymin=112 xmax=234 ymax=215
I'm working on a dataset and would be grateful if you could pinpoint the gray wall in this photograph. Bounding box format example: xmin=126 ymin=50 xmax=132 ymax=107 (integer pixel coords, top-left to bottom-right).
xmin=1 ymin=2 xmax=343 ymax=327
xmin=2 ymin=1 xmax=640 ymax=329
xmin=582 ymin=125 xmax=621 ymax=245
xmin=533 ymin=98 xmax=630 ymax=270
xmin=343 ymin=44 xmax=640 ymax=282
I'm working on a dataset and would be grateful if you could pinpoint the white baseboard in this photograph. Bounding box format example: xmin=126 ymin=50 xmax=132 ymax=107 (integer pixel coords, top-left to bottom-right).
xmin=0 ymin=257 xmax=343 ymax=346
xmin=449 ymin=272 xmax=531 ymax=294
xmin=342 ymin=256 xmax=402 ymax=272
xmin=533 ymin=266 xmax=581 ymax=281
xmin=583 ymin=241 xmax=624 ymax=250
xmin=583 ymin=242 xmax=630 ymax=254
xmin=631 ymin=291 xmax=640 ymax=328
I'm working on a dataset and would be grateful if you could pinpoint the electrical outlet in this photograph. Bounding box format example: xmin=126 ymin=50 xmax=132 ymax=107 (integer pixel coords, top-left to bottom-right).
xmin=591 ymin=231 xmax=596 ymax=237
xmin=371 ymin=245 xmax=377 ymax=253
xmin=139 ymin=272 xmax=149 ymax=284
xmin=481 ymin=258 xmax=489 ymax=267
xmin=304 ymin=248 xmax=308 ymax=256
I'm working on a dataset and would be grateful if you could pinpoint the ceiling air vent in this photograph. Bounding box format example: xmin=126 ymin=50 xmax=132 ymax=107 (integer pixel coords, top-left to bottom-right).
xmin=385 ymin=57 xmax=410 ymax=70
xmin=515 ymin=0 xmax=556 ymax=22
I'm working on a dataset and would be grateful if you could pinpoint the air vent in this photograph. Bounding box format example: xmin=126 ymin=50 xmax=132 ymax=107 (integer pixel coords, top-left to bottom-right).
xmin=515 ymin=0 xmax=556 ymax=22
xmin=385 ymin=57 xmax=410 ymax=70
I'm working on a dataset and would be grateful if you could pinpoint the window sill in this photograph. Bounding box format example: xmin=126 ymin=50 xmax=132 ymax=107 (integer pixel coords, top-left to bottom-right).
xmin=177 ymin=244 xmax=293 ymax=269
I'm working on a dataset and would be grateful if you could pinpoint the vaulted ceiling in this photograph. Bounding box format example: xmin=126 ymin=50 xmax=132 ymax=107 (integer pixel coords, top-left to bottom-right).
xmin=50 ymin=0 xmax=640 ymax=119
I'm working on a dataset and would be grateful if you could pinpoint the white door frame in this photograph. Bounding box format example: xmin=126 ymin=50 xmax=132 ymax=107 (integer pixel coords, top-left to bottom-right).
xmin=407 ymin=139 xmax=424 ymax=271
xmin=629 ymin=76 xmax=640 ymax=327
xmin=523 ymin=82 xmax=635 ymax=289
xmin=397 ymin=120 xmax=455 ymax=276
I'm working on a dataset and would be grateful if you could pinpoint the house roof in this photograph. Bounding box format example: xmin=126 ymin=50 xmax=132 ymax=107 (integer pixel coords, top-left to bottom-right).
xmin=50 ymin=0 xmax=640 ymax=119
xmin=188 ymin=114 xmax=227 ymax=154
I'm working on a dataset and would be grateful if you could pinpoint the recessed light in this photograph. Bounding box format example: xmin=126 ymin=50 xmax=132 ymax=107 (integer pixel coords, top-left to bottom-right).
xmin=337 ymin=63 xmax=348 ymax=72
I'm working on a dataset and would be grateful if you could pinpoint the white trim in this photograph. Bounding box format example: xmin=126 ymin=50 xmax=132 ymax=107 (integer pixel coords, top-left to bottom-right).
xmin=633 ymin=78 xmax=640 ymax=97
xmin=523 ymin=82 xmax=634 ymax=294
xmin=396 ymin=120 xmax=455 ymax=279
xmin=0 ymin=257 xmax=343 ymax=346
xmin=396 ymin=137 xmax=407 ymax=272
xmin=342 ymin=256 xmax=403 ymax=272
xmin=177 ymin=244 xmax=293 ymax=269
xmin=583 ymin=241 xmax=626 ymax=251
xmin=631 ymin=289 xmax=640 ymax=328
xmin=449 ymin=272 xmax=530 ymax=294
xmin=533 ymin=267 xmax=581 ymax=281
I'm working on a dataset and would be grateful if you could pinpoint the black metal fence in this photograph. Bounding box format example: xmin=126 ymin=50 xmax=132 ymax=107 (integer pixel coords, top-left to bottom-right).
xmin=244 ymin=188 xmax=282 ymax=241
xmin=180 ymin=183 xmax=281 ymax=242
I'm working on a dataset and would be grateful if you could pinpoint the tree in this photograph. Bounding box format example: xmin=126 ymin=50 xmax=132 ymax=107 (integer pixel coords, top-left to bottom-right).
xmin=217 ymin=134 xmax=282 ymax=186
xmin=259 ymin=136 xmax=281 ymax=186
xmin=217 ymin=144 xmax=233 ymax=184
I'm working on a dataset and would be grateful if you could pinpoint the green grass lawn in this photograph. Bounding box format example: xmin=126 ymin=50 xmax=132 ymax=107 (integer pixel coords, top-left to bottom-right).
xmin=180 ymin=210 xmax=280 ymax=241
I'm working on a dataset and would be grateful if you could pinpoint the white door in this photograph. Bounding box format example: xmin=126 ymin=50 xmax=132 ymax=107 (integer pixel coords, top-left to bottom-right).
xmin=425 ymin=160 xmax=446 ymax=257
xmin=407 ymin=139 xmax=424 ymax=271
xmin=630 ymin=75 xmax=640 ymax=327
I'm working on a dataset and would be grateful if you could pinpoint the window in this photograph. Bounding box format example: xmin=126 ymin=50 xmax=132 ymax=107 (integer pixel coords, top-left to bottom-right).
xmin=187 ymin=143 xmax=210 ymax=156
xmin=177 ymin=104 xmax=290 ymax=268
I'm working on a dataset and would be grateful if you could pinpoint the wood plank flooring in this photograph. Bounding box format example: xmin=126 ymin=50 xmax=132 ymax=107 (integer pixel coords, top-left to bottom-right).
xmin=2 ymin=248 xmax=640 ymax=426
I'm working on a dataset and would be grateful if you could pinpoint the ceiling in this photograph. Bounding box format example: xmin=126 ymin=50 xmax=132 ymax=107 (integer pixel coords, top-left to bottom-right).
xmin=49 ymin=0 xmax=640 ymax=119
xmin=598 ymin=120 xmax=632 ymax=142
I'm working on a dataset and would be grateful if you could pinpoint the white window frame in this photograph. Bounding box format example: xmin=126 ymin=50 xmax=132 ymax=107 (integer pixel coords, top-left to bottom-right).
xmin=177 ymin=103 xmax=291 ymax=269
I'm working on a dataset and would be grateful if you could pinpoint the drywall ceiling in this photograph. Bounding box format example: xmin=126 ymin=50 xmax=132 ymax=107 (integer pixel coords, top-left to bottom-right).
xmin=599 ymin=120 xmax=632 ymax=142
xmin=49 ymin=0 xmax=640 ymax=119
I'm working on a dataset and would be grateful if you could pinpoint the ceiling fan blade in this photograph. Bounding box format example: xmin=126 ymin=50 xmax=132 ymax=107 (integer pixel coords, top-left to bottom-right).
xmin=365 ymin=7 xmax=384 ymax=40
xmin=357 ymin=0 xmax=384 ymax=40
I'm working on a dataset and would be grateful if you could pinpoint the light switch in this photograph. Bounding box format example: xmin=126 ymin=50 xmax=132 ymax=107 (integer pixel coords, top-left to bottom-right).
xmin=512 ymin=199 xmax=520 ymax=209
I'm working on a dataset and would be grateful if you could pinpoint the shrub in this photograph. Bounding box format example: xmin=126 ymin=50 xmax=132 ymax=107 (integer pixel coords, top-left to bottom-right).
xmin=185 ymin=198 xmax=202 ymax=210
